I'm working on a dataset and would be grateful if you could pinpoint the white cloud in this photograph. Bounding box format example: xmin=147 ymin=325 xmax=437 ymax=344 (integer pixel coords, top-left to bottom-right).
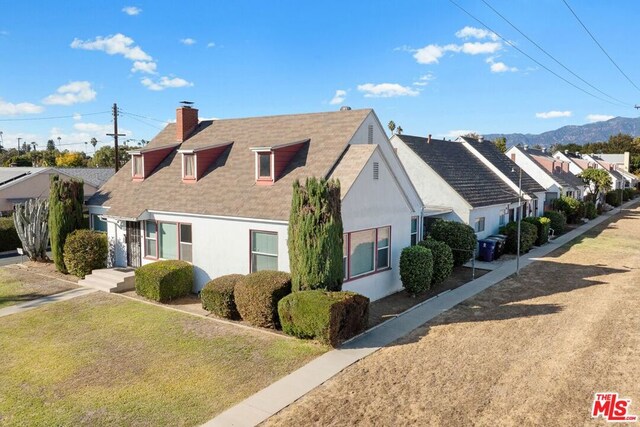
xmin=42 ymin=81 xmax=96 ymax=106
xmin=413 ymin=44 xmax=459 ymax=64
xmin=141 ymin=76 xmax=194 ymax=91
xmin=413 ymin=73 xmax=436 ymax=86
xmin=586 ymin=114 xmax=614 ymax=123
xmin=50 ymin=123 xmax=132 ymax=150
xmin=0 ymin=99 xmax=44 ymax=115
xmin=180 ymin=38 xmax=196 ymax=46
xmin=460 ymin=42 xmax=502 ymax=55
xmin=207 ymin=42 xmax=216 ymax=48
xmin=329 ymin=89 xmax=347 ymax=105
xmin=455 ymin=26 xmax=499 ymax=41
xmin=131 ymin=61 xmax=157 ymax=74
xmin=73 ymin=113 xmax=82 ymax=121
xmin=357 ymin=83 xmax=419 ymax=98
xmin=535 ymin=110 xmax=572 ymax=119
xmin=444 ymin=130 xmax=477 ymax=138
xmin=71 ymin=33 xmax=152 ymax=62
xmin=486 ymin=57 xmax=517 ymax=73
xmin=122 ymin=6 xmax=142 ymax=15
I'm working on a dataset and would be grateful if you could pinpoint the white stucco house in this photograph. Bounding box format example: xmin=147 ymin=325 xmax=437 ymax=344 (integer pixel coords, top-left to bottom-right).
xmin=390 ymin=134 xmax=522 ymax=240
xmin=506 ymin=145 xmax=587 ymax=204
xmin=580 ymin=153 xmax=627 ymax=190
xmin=88 ymin=106 xmax=425 ymax=301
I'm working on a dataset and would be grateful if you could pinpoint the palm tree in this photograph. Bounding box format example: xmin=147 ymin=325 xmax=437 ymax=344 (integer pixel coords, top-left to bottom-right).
xmin=397 ymin=126 xmax=403 ymax=135
xmin=90 ymin=138 xmax=98 ymax=154
xmin=388 ymin=120 xmax=396 ymax=137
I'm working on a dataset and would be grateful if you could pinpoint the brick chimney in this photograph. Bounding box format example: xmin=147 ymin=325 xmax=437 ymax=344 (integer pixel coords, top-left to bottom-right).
xmin=176 ymin=106 xmax=199 ymax=142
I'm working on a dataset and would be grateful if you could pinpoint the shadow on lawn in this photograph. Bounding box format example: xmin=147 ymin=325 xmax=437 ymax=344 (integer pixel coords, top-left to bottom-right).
xmin=0 ymin=292 xmax=49 ymax=306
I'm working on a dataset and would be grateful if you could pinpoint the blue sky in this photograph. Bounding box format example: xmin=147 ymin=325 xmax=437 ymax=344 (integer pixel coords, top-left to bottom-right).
xmin=1 ymin=0 xmax=639 ymax=152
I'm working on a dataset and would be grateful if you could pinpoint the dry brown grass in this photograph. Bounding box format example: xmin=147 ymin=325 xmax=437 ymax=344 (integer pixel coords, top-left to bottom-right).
xmin=0 ymin=264 xmax=77 ymax=309
xmin=265 ymin=205 xmax=640 ymax=426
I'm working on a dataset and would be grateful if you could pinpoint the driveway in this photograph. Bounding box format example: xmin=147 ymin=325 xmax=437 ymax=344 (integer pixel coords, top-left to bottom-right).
xmin=265 ymin=205 xmax=640 ymax=426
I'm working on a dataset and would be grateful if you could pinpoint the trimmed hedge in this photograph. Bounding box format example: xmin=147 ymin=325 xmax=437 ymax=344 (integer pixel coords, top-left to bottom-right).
xmin=235 ymin=271 xmax=292 ymax=328
xmin=429 ymin=220 xmax=477 ymax=266
xmin=418 ymin=238 xmax=454 ymax=285
xmin=500 ymin=221 xmax=538 ymax=254
xmin=62 ymin=229 xmax=108 ymax=278
xmin=278 ymin=290 xmax=369 ymax=347
xmin=135 ymin=260 xmax=193 ymax=302
xmin=552 ymin=196 xmax=584 ymax=224
xmin=544 ymin=210 xmax=567 ymax=235
xmin=522 ymin=216 xmax=551 ymax=246
xmin=623 ymin=188 xmax=633 ymax=201
xmin=399 ymin=245 xmax=433 ymax=295
xmin=606 ymin=190 xmax=621 ymax=207
xmin=585 ymin=201 xmax=597 ymax=220
xmin=0 ymin=217 xmax=21 ymax=252
xmin=201 ymin=274 xmax=244 ymax=319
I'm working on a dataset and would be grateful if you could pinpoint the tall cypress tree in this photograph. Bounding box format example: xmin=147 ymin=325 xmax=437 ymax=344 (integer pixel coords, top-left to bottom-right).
xmin=49 ymin=175 xmax=84 ymax=273
xmin=288 ymin=177 xmax=343 ymax=292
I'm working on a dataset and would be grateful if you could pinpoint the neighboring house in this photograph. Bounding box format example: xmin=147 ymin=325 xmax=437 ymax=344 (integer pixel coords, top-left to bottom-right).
xmin=458 ymin=136 xmax=547 ymax=217
xmin=580 ymin=153 xmax=626 ymax=190
xmin=390 ymin=134 xmax=520 ymax=240
xmin=506 ymin=145 xmax=587 ymax=203
xmin=0 ymin=167 xmax=114 ymax=214
xmin=88 ymin=106 xmax=425 ymax=301
xmin=597 ymin=152 xmax=631 ymax=172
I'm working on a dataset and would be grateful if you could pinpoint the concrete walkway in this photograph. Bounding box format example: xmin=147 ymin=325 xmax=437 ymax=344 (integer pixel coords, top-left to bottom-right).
xmin=0 ymin=287 xmax=97 ymax=318
xmin=205 ymin=200 xmax=638 ymax=427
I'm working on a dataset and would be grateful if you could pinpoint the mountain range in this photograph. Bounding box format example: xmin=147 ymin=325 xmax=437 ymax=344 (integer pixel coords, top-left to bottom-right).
xmin=484 ymin=116 xmax=640 ymax=147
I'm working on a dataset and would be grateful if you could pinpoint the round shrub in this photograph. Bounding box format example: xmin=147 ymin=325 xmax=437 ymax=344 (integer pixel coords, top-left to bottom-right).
xmin=543 ymin=210 xmax=567 ymax=235
xmin=499 ymin=221 xmax=537 ymax=254
xmin=418 ymin=238 xmax=453 ymax=285
xmin=522 ymin=216 xmax=551 ymax=246
xmin=135 ymin=260 xmax=193 ymax=302
xmin=235 ymin=271 xmax=292 ymax=329
xmin=606 ymin=190 xmax=621 ymax=207
xmin=429 ymin=220 xmax=477 ymax=266
xmin=62 ymin=229 xmax=108 ymax=278
xmin=585 ymin=201 xmax=597 ymax=220
xmin=399 ymin=245 xmax=433 ymax=295
xmin=553 ymin=196 xmax=583 ymax=223
xmin=201 ymin=274 xmax=244 ymax=319
xmin=623 ymin=188 xmax=633 ymax=201
xmin=278 ymin=290 xmax=369 ymax=347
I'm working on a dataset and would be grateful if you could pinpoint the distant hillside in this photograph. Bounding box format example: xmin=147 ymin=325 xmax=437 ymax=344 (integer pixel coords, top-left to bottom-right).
xmin=484 ymin=116 xmax=640 ymax=147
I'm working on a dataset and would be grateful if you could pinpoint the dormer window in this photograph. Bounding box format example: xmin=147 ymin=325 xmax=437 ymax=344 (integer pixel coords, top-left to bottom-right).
xmin=258 ymin=152 xmax=272 ymax=179
xmin=177 ymin=142 xmax=233 ymax=183
xmin=251 ymin=139 xmax=308 ymax=186
xmin=183 ymin=154 xmax=196 ymax=180
xmin=129 ymin=143 xmax=180 ymax=181
xmin=132 ymin=155 xmax=143 ymax=178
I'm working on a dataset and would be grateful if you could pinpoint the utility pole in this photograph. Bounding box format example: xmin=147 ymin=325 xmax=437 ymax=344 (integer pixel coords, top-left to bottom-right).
xmin=17 ymin=137 xmax=22 ymax=154
xmin=106 ymin=103 xmax=125 ymax=172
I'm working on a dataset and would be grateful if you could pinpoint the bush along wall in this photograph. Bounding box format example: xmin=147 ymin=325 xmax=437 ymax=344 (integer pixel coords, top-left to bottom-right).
xmin=500 ymin=221 xmax=538 ymax=254
xmin=522 ymin=216 xmax=551 ymax=246
xmin=543 ymin=211 xmax=567 ymax=235
xmin=429 ymin=220 xmax=477 ymax=266
xmin=234 ymin=271 xmax=292 ymax=329
xmin=0 ymin=217 xmax=21 ymax=252
xmin=135 ymin=260 xmax=194 ymax=302
xmin=278 ymin=290 xmax=369 ymax=347
xmin=606 ymin=190 xmax=621 ymax=207
xmin=585 ymin=201 xmax=598 ymax=220
xmin=62 ymin=229 xmax=108 ymax=278
xmin=201 ymin=274 xmax=244 ymax=320
xmin=399 ymin=245 xmax=433 ymax=295
xmin=418 ymin=238 xmax=454 ymax=286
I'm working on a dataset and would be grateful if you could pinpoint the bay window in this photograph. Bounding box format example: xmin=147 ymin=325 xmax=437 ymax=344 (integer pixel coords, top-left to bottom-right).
xmin=251 ymin=231 xmax=278 ymax=272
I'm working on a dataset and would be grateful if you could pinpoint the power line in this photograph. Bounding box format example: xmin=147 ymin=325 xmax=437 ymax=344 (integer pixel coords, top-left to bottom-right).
xmin=119 ymin=111 xmax=165 ymax=130
xmin=481 ymin=0 xmax=631 ymax=107
xmin=561 ymin=0 xmax=640 ymax=94
xmin=0 ymin=111 xmax=110 ymax=122
xmin=447 ymin=0 xmax=630 ymax=108
xmin=118 ymin=110 xmax=168 ymax=124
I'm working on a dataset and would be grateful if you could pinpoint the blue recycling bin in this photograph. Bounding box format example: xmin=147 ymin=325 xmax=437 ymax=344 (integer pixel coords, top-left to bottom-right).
xmin=487 ymin=234 xmax=507 ymax=259
xmin=478 ymin=239 xmax=497 ymax=262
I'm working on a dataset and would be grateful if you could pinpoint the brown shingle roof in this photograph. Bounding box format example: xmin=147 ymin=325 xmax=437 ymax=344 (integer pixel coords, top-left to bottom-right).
xmin=89 ymin=109 xmax=372 ymax=220
xmin=328 ymin=144 xmax=377 ymax=197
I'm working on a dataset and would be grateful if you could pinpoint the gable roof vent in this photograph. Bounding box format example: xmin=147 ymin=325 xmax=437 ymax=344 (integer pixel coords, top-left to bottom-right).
xmin=373 ymin=161 xmax=379 ymax=180
xmin=367 ymin=124 xmax=373 ymax=144
xmin=340 ymin=106 xmax=351 ymax=111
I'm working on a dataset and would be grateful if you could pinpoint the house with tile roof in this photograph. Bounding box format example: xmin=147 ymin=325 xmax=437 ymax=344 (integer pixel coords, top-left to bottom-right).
xmin=0 ymin=167 xmax=113 ymax=214
xmin=88 ymin=106 xmax=425 ymax=301
xmin=579 ymin=153 xmax=629 ymax=190
xmin=457 ymin=136 xmax=547 ymax=217
xmin=506 ymin=145 xmax=587 ymax=203
xmin=390 ymin=134 xmax=522 ymax=240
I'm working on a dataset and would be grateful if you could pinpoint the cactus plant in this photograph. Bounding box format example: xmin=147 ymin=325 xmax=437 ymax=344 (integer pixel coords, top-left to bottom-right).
xmin=13 ymin=199 xmax=50 ymax=261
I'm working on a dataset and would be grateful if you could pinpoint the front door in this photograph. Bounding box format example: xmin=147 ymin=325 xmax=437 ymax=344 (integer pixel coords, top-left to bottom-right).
xmin=126 ymin=221 xmax=142 ymax=268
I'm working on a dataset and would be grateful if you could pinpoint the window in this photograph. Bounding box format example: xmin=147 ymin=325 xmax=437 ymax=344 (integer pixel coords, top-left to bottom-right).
xmin=410 ymin=217 xmax=418 ymax=245
xmin=92 ymin=214 xmax=107 ymax=233
xmin=133 ymin=155 xmax=143 ymax=177
xmin=499 ymin=212 xmax=506 ymax=226
xmin=258 ymin=153 xmax=271 ymax=179
xmin=180 ymin=224 xmax=192 ymax=262
xmin=533 ymin=199 xmax=539 ymax=215
xmin=343 ymin=226 xmax=391 ymax=280
xmin=184 ymin=154 xmax=195 ymax=179
xmin=377 ymin=227 xmax=390 ymax=270
xmin=373 ymin=162 xmax=379 ymax=180
xmin=145 ymin=221 xmax=157 ymax=258
xmin=251 ymin=231 xmax=277 ymax=272
xmin=475 ymin=217 xmax=485 ymax=233
xmin=159 ymin=223 xmax=178 ymax=260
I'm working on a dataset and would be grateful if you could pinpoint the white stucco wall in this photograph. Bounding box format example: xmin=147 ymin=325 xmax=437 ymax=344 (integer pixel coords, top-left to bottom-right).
xmin=506 ymin=147 xmax=562 ymax=196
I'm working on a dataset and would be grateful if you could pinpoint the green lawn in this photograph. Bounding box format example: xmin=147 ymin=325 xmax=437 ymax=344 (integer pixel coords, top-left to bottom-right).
xmin=0 ymin=292 xmax=327 ymax=426
xmin=0 ymin=267 xmax=77 ymax=309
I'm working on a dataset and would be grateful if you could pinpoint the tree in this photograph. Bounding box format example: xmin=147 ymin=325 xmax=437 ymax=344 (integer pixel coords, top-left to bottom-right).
xmin=463 ymin=132 xmax=481 ymax=139
xmin=46 ymin=139 xmax=56 ymax=151
xmin=55 ymin=151 xmax=85 ymax=167
xmin=579 ymin=168 xmax=612 ymax=206
xmin=397 ymin=126 xmax=403 ymax=135
xmin=49 ymin=175 xmax=84 ymax=273
xmin=89 ymin=145 xmax=132 ymax=168
xmin=388 ymin=120 xmax=396 ymax=136
xmin=493 ymin=137 xmax=507 ymax=153
xmin=90 ymin=137 xmax=98 ymax=151
xmin=288 ymin=177 xmax=343 ymax=292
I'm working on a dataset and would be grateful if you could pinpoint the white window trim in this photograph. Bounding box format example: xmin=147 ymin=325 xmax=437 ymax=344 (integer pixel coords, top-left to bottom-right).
xmin=254 ymin=151 xmax=274 ymax=181
xmin=132 ymin=154 xmax=144 ymax=178
xmin=410 ymin=216 xmax=419 ymax=245
xmin=250 ymin=230 xmax=278 ymax=273
xmin=182 ymin=153 xmax=198 ymax=180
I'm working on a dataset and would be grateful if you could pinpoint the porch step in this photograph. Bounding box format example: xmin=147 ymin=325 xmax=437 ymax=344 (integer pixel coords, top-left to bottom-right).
xmin=79 ymin=268 xmax=136 ymax=293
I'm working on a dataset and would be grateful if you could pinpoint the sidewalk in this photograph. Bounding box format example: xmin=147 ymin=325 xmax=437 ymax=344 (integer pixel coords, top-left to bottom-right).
xmin=205 ymin=199 xmax=638 ymax=427
xmin=0 ymin=287 xmax=97 ymax=318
